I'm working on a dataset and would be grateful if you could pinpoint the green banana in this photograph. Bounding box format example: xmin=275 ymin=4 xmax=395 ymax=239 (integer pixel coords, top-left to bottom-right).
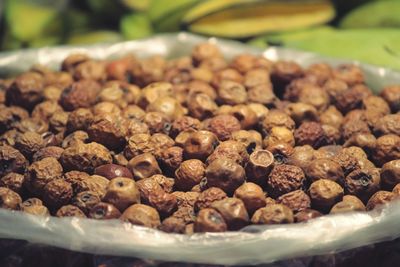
xmin=121 ymin=0 xmax=151 ymax=11
xmin=67 ymin=31 xmax=122 ymax=45
xmin=120 ymin=13 xmax=153 ymax=40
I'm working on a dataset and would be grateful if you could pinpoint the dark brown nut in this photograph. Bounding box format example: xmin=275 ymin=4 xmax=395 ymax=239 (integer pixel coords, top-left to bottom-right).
xmin=48 ymin=111 xmax=69 ymax=133
xmin=31 ymin=101 xmax=63 ymax=122
xmin=267 ymin=164 xmax=305 ymax=198
xmin=172 ymin=191 xmax=199 ymax=207
xmin=183 ymin=130 xmax=218 ymax=161
xmin=245 ymin=150 xmax=274 ymax=185
xmin=381 ymin=160 xmax=400 ymax=190
xmin=309 ymin=179 xmax=344 ymax=212
xmin=283 ymin=78 xmax=316 ymax=102
xmin=216 ymin=80 xmax=247 ymax=105
xmin=271 ymin=61 xmax=303 ymax=96
xmin=0 ymin=187 xmax=22 ymax=210
xmin=102 ymin=177 xmax=140 ymax=212
xmin=321 ymin=124 xmax=340 ymax=145
xmin=62 ymin=130 xmax=89 ymax=148
xmin=305 ymin=63 xmax=333 ymax=85
xmin=323 ymin=78 xmax=349 ymax=101
xmin=0 ymin=106 xmax=29 ymax=134
xmin=170 ymin=116 xmax=201 ymax=139
xmin=333 ymin=85 xmax=371 ymax=114
xmin=14 ymin=131 xmax=45 ymax=159
xmin=56 ymin=205 xmax=86 ymax=218
xmin=74 ymin=175 xmax=109 ymax=197
xmin=306 ymin=158 xmax=344 ymax=185
xmin=345 ymin=168 xmax=381 ymax=203
xmin=59 ymin=80 xmax=100 ymax=111
xmin=187 ymin=92 xmax=218 ymax=120
xmin=41 ymin=131 xmax=60 ymax=147
xmin=175 ymin=159 xmax=205 ymax=191
xmin=288 ymin=145 xmax=315 ymax=171
xmin=343 ymin=133 xmax=376 ymax=155
xmin=61 ymin=54 xmax=89 ymax=73
xmin=158 ymin=146 xmax=183 ymax=175
xmin=294 ymin=209 xmax=322 ymax=223
xmin=106 ymin=56 xmax=135 ymax=81
xmin=374 ymin=114 xmax=400 ymax=136
xmin=264 ymin=127 xmax=295 ymax=148
xmin=94 ymin=164 xmax=133 ymax=180
xmin=25 ymin=157 xmax=63 ymax=195
xmin=194 ymin=208 xmax=227 ymax=233
xmin=206 ymin=115 xmax=241 ymax=142
xmin=234 ymin=183 xmax=266 ymax=215
xmin=0 ymin=172 xmax=25 ymax=194
xmin=297 ymin=85 xmax=330 ymax=112
xmin=205 ymin=158 xmax=245 ymax=195
xmin=120 ymin=204 xmax=161 ymax=228
xmin=194 ymin=187 xmax=227 ymax=211
xmin=266 ymin=142 xmax=294 ymax=165
xmin=332 ymin=64 xmax=364 ymax=86
xmin=228 ymin=105 xmax=257 ymax=130
xmin=380 ymin=85 xmax=400 ymax=112
xmin=330 ymin=195 xmax=366 ymax=214
xmin=207 ymin=140 xmax=249 ymax=167
xmin=6 ymin=72 xmax=44 ymax=111
xmin=87 ymin=115 xmax=126 ymax=150
xmin=89 ymin=202 xmax=121 ymax=220
xmin=151 ymin=174 xmax=175 ymax=193
xmin=42 ymin=179 xmax=73 ymax=209
xmin=247 ymin=83 xmax=276 ymax=105
xmin=72 ymin=191 xmax=101 ymax=215
xmin=332 ymin=150 xmax=360 ymax=176
xmin=19 ymin=198 xmax=50 ymax=216
xmin=341 ymin=119 xmax=370 ymax=141
xmin=319 ymin=106 xmax=343 ymax=129
xmin=60 ymin=142 xmax=112 ymax=173
xmin=294 ymin=122 xmax=327 ymax=149
xmin=66 ymin=108 xmax=94 ymax=133
xmin=251 ymin=204 xmax=294 ymax=224
xmin=231 ymin=130 xmax=262 ymax=153
xmin=143 ymin=112 xmax=171 ymax=135
xmin=32 ymin=146 xmax=64 ymax=162
xmin=373 ymin=134 xmax=400 ymax=167
xmin=192 ymin=43 xmax=222 ymax=65
xmin=127 ymin=153 xmax=161 ymax=180
xmin=366 ymin=191 xmax=394 ymax=211
xmin=210 ymin=197 xmax=249 ymax=230
xmin=277 ymin=190 xmax=311 ymax=212
xmin=0 ymin=129 xmax=18 ymax=146
xmin=124 ymin=133 xmax=154 ymax=159
xmin=159 ymin=216 xmax=187 ymax=233
xmin=261 ymin=110 xmax=295 ymax=134
xmin=284 ymin=103 xmax=318 ymax=126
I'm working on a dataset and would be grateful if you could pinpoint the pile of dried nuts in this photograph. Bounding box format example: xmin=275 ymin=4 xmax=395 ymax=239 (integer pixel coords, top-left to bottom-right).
xmin=0 ymin=43 xmax=400 ymax=234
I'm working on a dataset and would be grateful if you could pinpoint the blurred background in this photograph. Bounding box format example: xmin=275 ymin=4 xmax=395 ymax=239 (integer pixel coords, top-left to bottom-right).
xmin=0 ymin=0 xmax=399 ymax=70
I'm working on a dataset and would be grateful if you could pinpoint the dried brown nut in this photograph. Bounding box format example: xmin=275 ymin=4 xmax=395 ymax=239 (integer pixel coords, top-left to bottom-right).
xmin=170 ymin=116 xmax=201 ymax=139
xmin=234 ymin=183 xmax=266 ymax=215
xmin=87 ymin=115 xmax=126 ymax=150
xmin=48 ymin=111 xmax=69 ymax=133
xmin=0 ymin=172 xmax=25 ymax=194
xmin=62 ymin=130 xmax=89 ymax=148
xmin=227 ymin=105 xmax=257 ymax=130
xmin=143 ymin=112 xmax=171 ymax=134
xmin=247 ymin=83 xmax=276 ymax=105
xmin=42 ymin=179 xmax=73 ymax=209
xmin=284 ymin=79 xmax=316 ymax=102
xmin=74 ymin=175 xmax=109 ymax=198
xmin=210 ymin=197 xmax=249 ymax=230
xmin=94 ymin=164 xmax=133 ymax=180
xmin=363 ymin=95 xmax=390 ymax=115
xmin=150 ymin=133 xmax=175 ymax=156
xmin=192 ymin=43 xmax=222 ymax=65
xmin=321 ymin=124 xmax=340 ymax=145
xmin=56 ymin=205 xmax=86 ymax=218
xmin=345 ymin=168 xmax=381 ymax=204
xmin=124 ymin=133 xmax=153 ymax=160
xmin=14 ymin=131 xmax=45 ymax=159
xmin=150 ymin=174 xmax=175 ymax=193
xmin=43 ymin=85 xmax=62 ymax=101
xmin=309 ymin=179 xmax=343 ymax=212
xmin=373 ymin=134 xmax=400 ymax=166
xmin=261 ymin=110 xmax=295 ymax=134
xmin=25 ymin=157 xmax=63 ymax=195
xmin=251 ymin=204 xmax=294 ymax=224
xmin=59 ymin=80 xmax=100 ymax=111
xmin=32 ymin=146 xmax=64 ymax=162
xmin=63 ymin=170 xmax=89 ymax=188
xmin=333 ymin=85 xmax=371 ymax=114
xmin=381 ymin=160 xmax=400 ymax=191
xmin=172 ymin=191 xmax=199 ymax=207
xmin=72 ymin=191 xmax=101 ymax=215
xmin=187 ymin=92 xmax=218 ymax=120
xmin=267 ymin=164 xmax=305 ymax=198
xmin=264 ymin=126 xmax=295 ymax=147
xmin=120 ymin=204 xmax=161 ymax=228
xmin=217 ymin=80 xmax=247 ymax=105
xmin=175 ymin=159 xmax=205 ymax=191
xmin=297 ymin=85 xmax=330 ymax=112
xmin=343 ymin=133 xmax=376 ymax=155
xmin=305 ymin=63 xmax=332 ymax=85
xmin=0 ymin=187 xmax=22 ymax=210
xmin=194 ymin=208 xmax=227 ymax=232
xmin=266 ymin=142 xmax=294 ymax=165
xmin=332 ymin=150 xmax=360 ymax=176
xmin=243 ymin=67 xmax=271 ymax=87
xmin=127 ymin=153 xmax=161 ymax=180
xmin=122 ymin=105 xmax=145 ymax=121
xmin=245 ymin=150 xmax=274 ymax=185
xmin=319 ymin=106 xmax=344 ymax=129
xmin=31 ymin=101 xmax=63 ymax=122
xmin=205 ymin=114 xmax=241 ymax=141
xmin=341 ymin=119 xmax=370 ymax=141
xmin=0 ymin=129 xmax=18 ymax=146
xmin=19 ymin=198 xmax=49 ymax=216
xmin=277 ymin=190 xmax=311 ymax=212
xmin=380 ymin=85 xmax=400 ymax=112
xmin=61 ymin=54 xmax=89 ymax=73
xmin=102 ymin=177 xmax=140 ymax=212
xmin=294 ymin=122 xmax=327 ymax=149
xmin=6 ymin=72 xmax=44 ymax=111
xmin=271 ymin=61 xmax=303 ymax=96
xmin=206 ymin=158 xmax=245 ymax=195
xmin=157 ymin=146 xmax=183 ymax=175
xmin=60 ymin=142 xmax=112 ymax=173
xmin=137 ymin=82 xmax=172 ymax=109
xmin=106 ymin=56 xmax=135 ymax=81
xmin=89 ymin=202 xmax=121 ymax=220
xmin=0 ymin=106 xmax=28 ymax=134
xmin=374 ymin=114 xmax=400 ymax=136
xmin=366 ymin=191 xmax=394 ymax=211
xmin=306 ymin=158 xmax=344 ymax=185
xmin=288 ymin=145 xmax=315 ymax=171
xmin=183 ymin=130 xmax=218 ymax=161
xmin=92 ymin=101 xmax=121 ymax=117
xmin=284 ymin=103 xmax=318 ymax=126
xmin=212 ymin=68 xmax=244 ymax=88
xmin=393 ymin=183 xmax=400 ymax=196
xmin=195 ymin=187 xmax=227 ymax=211
xmin=231 ymin=130 xmax=263 ymax=153
xmin=332 ymin=64 xmax=364 ymax=86
xmin=190 ymin=68 xmax=213 ymax=83
xmin=159 ymin=216 xmax=187 ymax=233
xmin=330 ymin=195 xmax=366 ymax=214
xmin=73 ymin=60 xmax=106 ymax=81
xmin=207 ymin=140 xmax=249 ymax=167
xmin=294 ymin=209 xmax=322 ymax=223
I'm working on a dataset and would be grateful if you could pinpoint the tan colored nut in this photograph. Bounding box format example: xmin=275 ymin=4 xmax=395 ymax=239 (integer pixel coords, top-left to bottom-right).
xmin=309 ymin=179 xmax=343 ymax=212
xmin=127 ymin=153 xmax=161 ymax=180
xmin=195 ymin=187 xmax=227 ymax=211
xmin=374 ymin=114 xmax=400 ymax=136
xmin=366 ymin=191 xmax=394 ymax=211
xmin=61 ymin=130 xmax=89 ymax=148
xmin=0 ymin=172 xmax=25 ymax=194
xmin=267 ymin=164 xmax=305 ymax=198
xmin=146 ymin=96 xmax=185 ymax=120
xmin=42 ymin=179 xmax=73 ymax=209
xmin=19 ymin=198 xmax=49 ymax=216
xmin=245 ymin=150 xmax=274 ymax=185
xmin=194 ymin=208 xmax=227 ymax=233
xmin=211 ymin=197 xmax=249 ymax=230
xmin=73 ymin=191 xmax=101 ymax=215
xmin=288 ymin=145 xmax=315 ymax=171
xmin=172 ymin=191 xmax=199 ymax=207
xmin=103 ymin=177 xmax=140 ymax=212
xmin=150 ymin=174 xmax=175 ymax=193
xmin=0 ymin=187 xmax=22 ymax=210
xmin=277 ymin=190 xmax=311 ymax=212
xmin=264 ymin=127 xmax=295 ymax=147
xmin=175 ymin=159 xmax=205 ymax=191
xmin=373 ymin=134 xmax=400 ymax=167
xmin=330 ymin=195 xmax=366 ymax=214
xmin=380 ymin=85 xmax=400 ymax=112
xmin=192 ymin=43 xmax=222 ymax=65
xmin=306 ymin=158 xmax=344 ymax=185
xmin=319 ymin=106 xmax=343 ymax=129
xmin=206 ymin=114 xmax=241 ymax=141
xmin=294 ymin=209 xmax=322 ymax=223
xmin=32 ymin=146 xmax=64 ymax=162
xmin=120 ymin=204 xmax=161 ymax=228
xmin=25 ymin=157 xmax=63 ymax=195
xmin=207 ymin=140 xmax=249 ymax=167
xmin=332 ymin=64 xmax=364 ymax=86
xmin=75 ymin=175 xmax=110 ymax=198
xmin=231 ymin=130 xmax=263 ymax=152
xmin=187 ymin=92 xmax=218 ymax=120
xmin=261 ymin=110 xmax=295 ymax=134
xmin=183 ymin=130 xmax=218 ymax=161
xmin=89 ymin=202 xmax=121 ymax=220
xmin=381 ymin=160 xmax=400 ymax=190
xmin=56 ymin=205 xmax=86 ymax=218
xmin=284 ymin=103 xmax=319 ymax=125
xmin=345 ymin=168 xmax=381 ymax=203
xmin=251 ymin=204 xmax=294 ymax=224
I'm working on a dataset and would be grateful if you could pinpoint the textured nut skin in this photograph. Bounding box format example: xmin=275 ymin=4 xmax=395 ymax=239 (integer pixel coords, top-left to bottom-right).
xmin=194 ymin=187 xmax=227 ymax=211
xmin=158 ymin=146 xmax=183 ymax=175
xmin=294 ymin=209 xmax=322 ymax=223
xmin=175 ymin=159 xmax=205 ymax=191
xmin=343 ymin=133 xmax=376 ymax=155
xmin=6 ymin=72 xmax=44 ymax=110
xmin=194 ymin=208 xmax=227 ymax=233
xmin=89 ymin=202 xmax=121 ymax=220
xmin=74 ymin=175 xmax=109 ymax=198
xmin=245 ymin=150 xmax=274 ymax=185
xmin=294 ymin=122 xmax=327 ymax=149
xmin=277 ymin=190 xmax=311 ymax=212
xmin=120 ymin=204 xmax=161 ymax=228
xmin=187 ymin=92 xmax=218 ymax=120
xmin=94 ymin=164 xmax=133 ymax=180
xmin=332 ymin=151 xmax=360 ymax=176
xmin=150 ymin=174 xmax=175 ymax=193
xmin=207 ymin=114 xmax=241 ymax=141
xmin=59 ymin=80 xmax=100 ymax=111
xmin=271 ymin=61 xmax=303 ymax=96
xmin=183 ymin=131 xmax=218 ymax=161
xmin=217 ymin=80 xmax=247 ymax=105
xmin=251 ymin=204 xmax=294 ymax=224
xmin=345 ymin=168 xmax=381 ymax=203
xmin=170 ymin=116 xmax=201 ymax=139
xmin=60 ymin=142 xmax=112 ymax=173
xmin=0 ymin=187 xmax=22 ymax=210
xmin=0 ymin=172 xmax=25 ymax=194
xmin=319 ymin=105 xmax=343 ymax=129
xmin=127 ymin=153 xmax=161 ymax=180
xmin=234 ymin=182 xmax=266 ymax=215
xmin=392 ymin=184 xmax=400 ymax=195
xmin=261 ymin=110 xmax=295 ymax=134
xmin=380 ymin=85 xmax=400 ymax=112
xmin=56 ymin=205 xmax=86 ymax=218
xmin=330 ymin=195 xmax=366 ymax=214
xmin=210 ymin=197 xmax=249 ymax=230
xmin=66 ymin=108 xmax=93 ymax=132
xmin=25 ymin=157 xmax=63 ymax=195
xmin=19 ymin=198 xmax=49 ymax=216
xmin=288 ymin=145 xmax=315 ymax=171
xmin=192 ymin=43 xmax=222 ymax=65
xmin=87 ymin=115 xmax=126 ymax=150
xmin=73 ymin=191 xmax=101 ymax=215
xmin=373 ymin=134 xmax=400 ymax=166
xmin=381 ymin=160 xmax=400 ymax=190
xmin=205 ymin=158 xmax=245 ymax=195
xmin=42 ymin=179 xmax=73 ymax=209
xmin=306 ymin=158 xmax=344 ymax=185
xmin=124 ymin=133 xmax=154 ymax=159
xmin=264 ymin=127 xmax=295 ymax=147
xmin=32 ymin=146 xmax=64 ymax=162
xmin=231 ymin=130 xmax=263 ymax=152
xmin=14 ymin=131 xmax=45 ymax=159
xmin=374 ymin=114 xmax=400 ymax=136
xmin=207 ymin=140 xmax=249 ymax=167
xmin=62 ymin=131 xmax=89 ymax=148
xmin=267 ymin=164 xmax=305 ymax=198
xmin=172 ymin=191 xmax=199 ymax=208
xmin=366 ymin=191 xmax=394 ymax=211
xmin=309 ymin=179 xmax=344 ymax=212
xmin=332 ymin=64 xmax=364 ymax=86
xmin=103 ymin=177 xmax=141 ymax=212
